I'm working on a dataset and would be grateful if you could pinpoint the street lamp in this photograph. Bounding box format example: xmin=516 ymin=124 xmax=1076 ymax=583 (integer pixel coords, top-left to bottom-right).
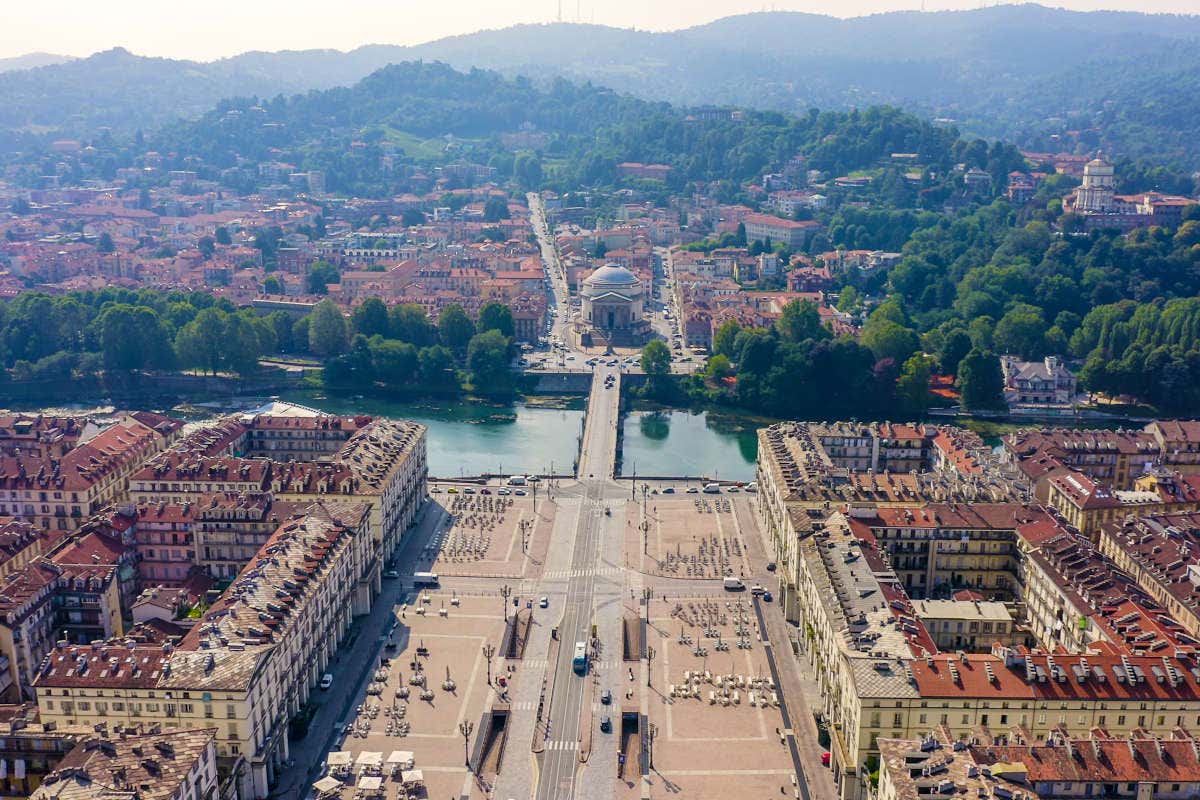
xmin=500 ymin=584 xmax=512 ymax=621
xmin=459 ymin=720 xmax=474 ymax=770
xmin=647 ymin=722 xmax=658 ymax=769
xmin=482 ymin=643 xmax=496 ymax=686
xmin=647 ymin=644 xmax=655 ymax=687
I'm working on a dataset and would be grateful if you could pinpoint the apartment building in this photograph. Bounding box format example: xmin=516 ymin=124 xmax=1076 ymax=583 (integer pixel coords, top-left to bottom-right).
xmin=1098 ymin=512 xmax=1200 ymax=639
xmin=0 ymin=518 xmax=48 ymax=580
xmin=34 ymin=501 xmax=373 ymax=800
xmin=1043 ymin=469 xmax=1200 ymax=539
xmin=1005 ymin=428 xmax=1160 ymax=491
xmin=0 ymin=530 xmax=130 ymax=702
xmin=31 ymin=727 xmax=219 ymax=800
xmin=130 ymin=412 xmax=427 ymax=559
xmin=763 ymin=424 xmax=1027 ymax=618
xmin=0 ymin=416 xmax=178 ymax=534
xmin=877 ymin=725 xmax=1200 ymax=800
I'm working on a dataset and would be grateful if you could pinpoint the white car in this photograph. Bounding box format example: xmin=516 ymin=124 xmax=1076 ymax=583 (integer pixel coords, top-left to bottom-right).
xmin=320 ymin=673 xmax=334 ymax=690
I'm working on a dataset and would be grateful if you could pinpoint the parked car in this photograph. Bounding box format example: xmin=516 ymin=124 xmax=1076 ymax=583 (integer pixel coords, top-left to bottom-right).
xmin=662 ymin=486 xmax=675 ymax=494
xmin=320 ymin=673 xmax=334 ymax=690
xmin=763 ymin=591 xmax=773 ymax=603
xmin=600 ymin=689 xmax=612 ymax=705
xmin=539 ymin=596 xmax=549 ymax=608
xmin=383 ymin=570 xmax=400 ymax=579
xmin=599 ymin=716 xmax=612 ymax=733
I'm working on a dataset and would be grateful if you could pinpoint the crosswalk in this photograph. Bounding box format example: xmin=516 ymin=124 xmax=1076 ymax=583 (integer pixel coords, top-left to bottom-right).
xmin=522 ymin=658 xmax=549 ymax=670
xmin=543 ymin=567 xmax=623 ymax=579
xmin=513 ymin=701 xmax=538 ymax=711
xmin=545 ymin=740 xmax=579 ymax=752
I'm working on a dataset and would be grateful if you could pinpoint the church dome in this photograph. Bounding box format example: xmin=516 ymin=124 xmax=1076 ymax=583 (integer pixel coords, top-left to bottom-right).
xmin=584 ymin=264 xmax=639 ymax=287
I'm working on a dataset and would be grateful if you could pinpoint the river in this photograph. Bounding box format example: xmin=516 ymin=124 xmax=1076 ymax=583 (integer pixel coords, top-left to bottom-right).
xmin=619 ymin=407 xmax=764 ymax=483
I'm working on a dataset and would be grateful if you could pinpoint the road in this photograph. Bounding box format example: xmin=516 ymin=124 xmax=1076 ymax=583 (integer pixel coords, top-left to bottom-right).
xmin=536 ymin=367 xmax=622 ymax=800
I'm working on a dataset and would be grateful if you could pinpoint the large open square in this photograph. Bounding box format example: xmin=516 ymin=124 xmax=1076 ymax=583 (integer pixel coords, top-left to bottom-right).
xmin=622 ymin=493 xmax=752 ymax=580
xmin=640 ymin=594 xmax=797 ymax=798
xmin=422 ymin=485 xmax=556 ymax=579
xmin=321 ymin=592 xmax=510 ymax=800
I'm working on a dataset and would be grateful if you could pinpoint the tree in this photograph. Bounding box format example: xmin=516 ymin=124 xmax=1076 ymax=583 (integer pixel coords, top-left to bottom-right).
xmin=777 ymin=299 xmax=829 ymax=343
xmin=896 ymin=354 xmax=933 ymax=414
xmin=305 ymin=261 xmax=340 ymax=294
xmin=993 ymin=303 xmax=1046 ymax=359
xmin=936 ymin=328 xmax=973 ymax=376
xmin=438 ymin=304 xmax=475 ymax=351
xmin=477 ymin=302 xmax=515 ymax=338
xmin=371 ymin=338 xmax=419 ymax=385
xmin=175 ymin=308 xmax=227 ymax=375
xmin=712 ymin=319 xmax=742 ymax=359
xmin=351 ymin=297 xmax=390 ymax=338
xmin=400 ymin=208 xmax=426 ymax=227
xmin=95 ymin=305 xmax=172 ymax=372
xmin=957 ymin=349 xmax=1007 ymax=411
xmin=861 ymin=320 xmax=920 ymax=365
xmin=222 ymin=313 xmax=263 ymax=375
xmin=308 ymin=299 xmax=348 ymax=357
xmin=641 ymin=339 xmax=671 ymax=376
xmin=483 ymin=196 xmax=511 ymax=223
xmin=96 ymin=232 xmax=115 ymax=254
xmin=262 ymin=275 xmax=283 ymax=295
xmin=266 ymin=310 xmax=294 ymax=353
xmin=419 ymin=345 xmax=457 ymax=386
xmin=467 ymin=330 xmax=512 ymax=388
xmin=706 ymin=354 xmax=734 ymax=379
xmin=836 ymin=286 xmax=860 ymax=312
xmin=389 ymin=303 xmax=434 ymax=345
xmin=215 ymin=226 xmax=232 ymax=245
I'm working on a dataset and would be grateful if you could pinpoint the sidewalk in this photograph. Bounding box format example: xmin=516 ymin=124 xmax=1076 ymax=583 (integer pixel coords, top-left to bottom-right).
xmin=270 ymin=502 xmax=442 ymax=799
xmin=738 ymin=500 xmax=837 ymax=800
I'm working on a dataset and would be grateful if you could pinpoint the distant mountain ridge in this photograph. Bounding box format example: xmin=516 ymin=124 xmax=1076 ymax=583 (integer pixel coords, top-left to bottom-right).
xmin=0 ymin=52 xmax=73 ymax=73
xmin=2 ymin=4 xmax=1199 ymax=164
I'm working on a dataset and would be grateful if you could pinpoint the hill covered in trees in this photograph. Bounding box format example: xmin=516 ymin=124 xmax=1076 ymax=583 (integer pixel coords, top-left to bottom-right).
xmin=148 ymin=60 xmax=995 ymax=201
xmin=1 ymin=5 xmax=1199 ymax=167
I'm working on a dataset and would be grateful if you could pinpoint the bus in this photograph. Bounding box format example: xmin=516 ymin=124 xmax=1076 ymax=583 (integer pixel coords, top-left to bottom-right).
xmin=572 ymin=641 xmax=588 ymax=674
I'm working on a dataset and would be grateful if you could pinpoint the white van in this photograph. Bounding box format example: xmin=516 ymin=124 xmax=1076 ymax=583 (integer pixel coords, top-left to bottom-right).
xmin=413 ymin=572 xmax=439 ymax=586
xmin=507 ymin=475 xmax=527 ymax=486
xmin=703 ymin=483 xmax=721 ymax=494
xmin=723 ymin=577 xmax=745 ymax=591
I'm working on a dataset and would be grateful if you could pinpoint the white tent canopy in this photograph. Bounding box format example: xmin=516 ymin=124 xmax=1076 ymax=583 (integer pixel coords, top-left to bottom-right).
xmin=355 ymin=752 xmax=383 ymax=768
xmin=386 ymin=750 xmax=414 ymax=765
xmin=356 ymin=776 xmax=383 ymax=791
xmin=327 ymin=752 xmax=352 ymax=767
xmin=313 ymin=777 xmax=342 ymax=795
xmin=400 ymin=769 xmax=424 ymax=784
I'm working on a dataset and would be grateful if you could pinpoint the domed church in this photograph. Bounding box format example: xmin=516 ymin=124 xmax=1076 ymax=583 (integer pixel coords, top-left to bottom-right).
xmin=576 ymin=263 xmax=651 ymax=348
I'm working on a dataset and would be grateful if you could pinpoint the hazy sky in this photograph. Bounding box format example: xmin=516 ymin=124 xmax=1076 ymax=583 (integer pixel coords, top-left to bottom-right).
xmin=3 ymin=0 xmax=1198 ymax=61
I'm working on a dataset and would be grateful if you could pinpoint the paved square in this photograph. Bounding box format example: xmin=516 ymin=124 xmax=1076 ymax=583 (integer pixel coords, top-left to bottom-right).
xmin=643 ymin=594 xmax=796 ymax=798
xmin=623 ymin=495 xmax=751 ymax=580
xmin=424 ymin=487 xmax=555 ymax=579
xmin=323 ymin=593 xmax=508 ymax=800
